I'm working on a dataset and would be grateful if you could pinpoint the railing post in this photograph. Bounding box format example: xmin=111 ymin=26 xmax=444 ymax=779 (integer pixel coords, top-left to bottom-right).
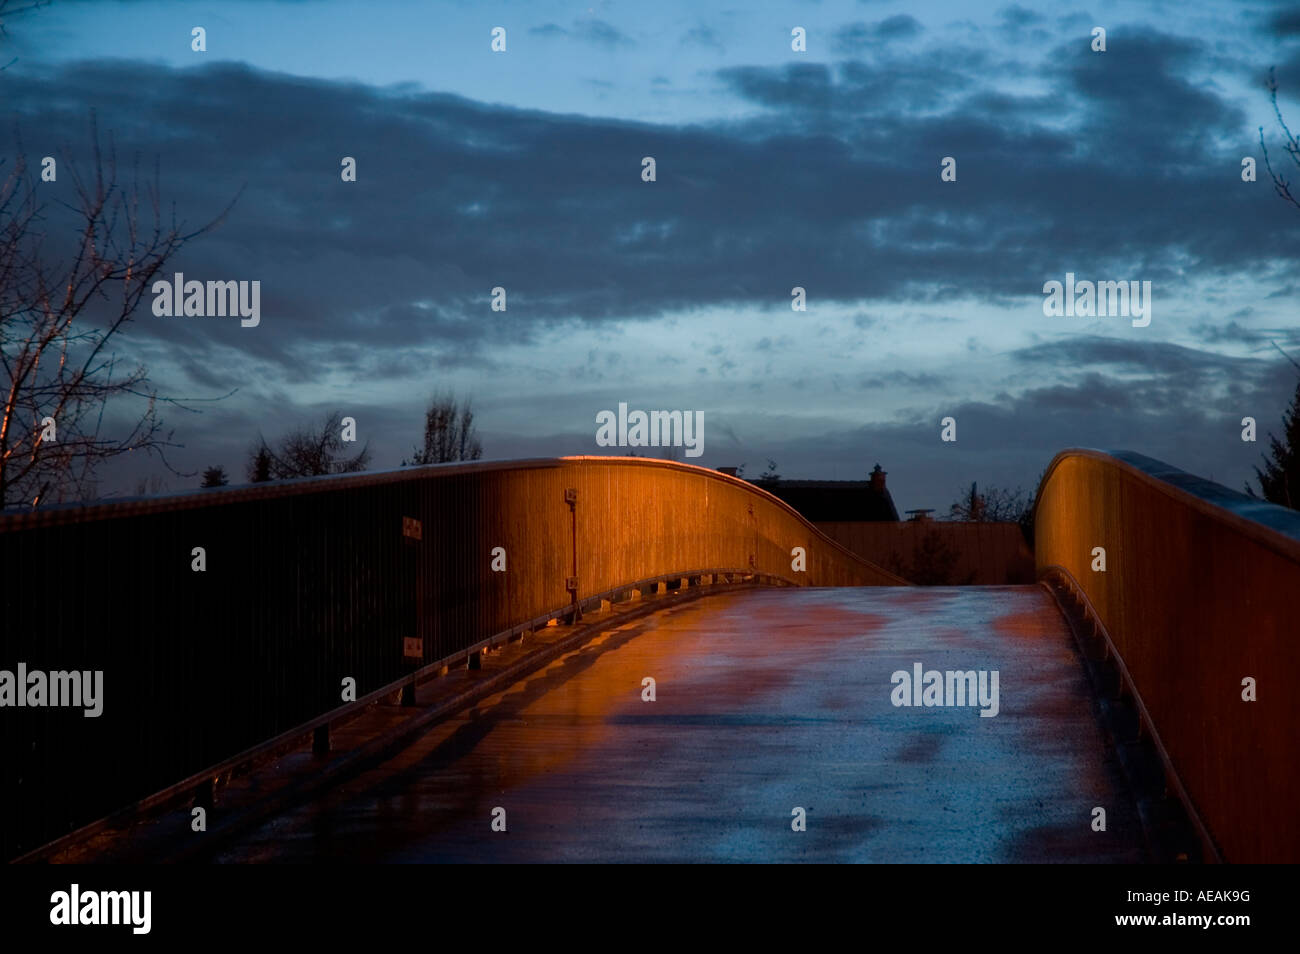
xmin=565 ymin=488 xmax=581 ymax=622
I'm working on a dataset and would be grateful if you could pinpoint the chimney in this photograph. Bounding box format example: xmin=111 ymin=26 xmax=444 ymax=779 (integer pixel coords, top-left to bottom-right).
xmin=869 ymin=463 xmax=887 ymax=492
xmin=718 ymin=466 xmax=739 ymax=477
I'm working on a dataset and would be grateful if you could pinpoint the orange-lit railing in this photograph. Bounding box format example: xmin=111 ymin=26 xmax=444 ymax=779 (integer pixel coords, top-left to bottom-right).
xmin=0 ymin=456 xmax=903 ymax=859
xmin=1035 ymin=449 xmax=1300 ymax=863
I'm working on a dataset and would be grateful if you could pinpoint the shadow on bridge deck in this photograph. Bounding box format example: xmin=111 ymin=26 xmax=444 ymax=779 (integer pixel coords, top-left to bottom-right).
xmin=213 ymin=586 xmax=1146 ymax=863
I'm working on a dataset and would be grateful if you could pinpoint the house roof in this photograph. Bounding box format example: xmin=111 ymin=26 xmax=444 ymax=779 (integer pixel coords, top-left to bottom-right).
xmin=752 ymin=479 xmax=900 ymax=522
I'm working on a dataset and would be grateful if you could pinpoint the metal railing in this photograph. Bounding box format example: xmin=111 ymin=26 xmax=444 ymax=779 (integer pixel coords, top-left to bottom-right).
xmin=0 ymin=455 xmax=904 ymax=860
xmin=1034 ymin=449 xmax=1300 ymax=863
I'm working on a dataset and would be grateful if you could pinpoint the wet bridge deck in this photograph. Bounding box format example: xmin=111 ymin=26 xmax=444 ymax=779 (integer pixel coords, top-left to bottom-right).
xmin=216 ymin=586 xmax=1146 ymax=863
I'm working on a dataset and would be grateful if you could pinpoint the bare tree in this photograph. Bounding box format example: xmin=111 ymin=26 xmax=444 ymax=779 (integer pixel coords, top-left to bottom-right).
xmin=950 ymin=481 xmax=988 ymax=521
xmin=1260 ymin=68 xmax=1300 ymax=212
xmin=947 ymin=482 xmax=1031 ymax=522
xmin=247 ymin=410 xmax=371 ymax=480
xmin=403 ymin=393 xmax=483 ymax=465
xmin=0 ymin=119 xmax=235 ymax=509
xmin=948 ymin=479 xmax=1040 ymax=546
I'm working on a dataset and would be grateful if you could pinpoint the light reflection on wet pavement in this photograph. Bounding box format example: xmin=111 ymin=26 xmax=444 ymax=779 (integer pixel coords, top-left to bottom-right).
xmin=215 ymin=586 xmax=1146 ymax=863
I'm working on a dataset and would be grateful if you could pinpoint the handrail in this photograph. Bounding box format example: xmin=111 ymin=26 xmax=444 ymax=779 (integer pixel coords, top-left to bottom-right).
xmin=0 ymin=455 xmax=909 ymax=585
xmin=1 ymin=455 xmax=905 ymax=860
xmin=1034 ymin=448 xmax=1300 ymax=863
xmin=0 ymin=457 xmax=566 ymax=531
xmin=1033 ymin=448 xmax=1300 ymax=562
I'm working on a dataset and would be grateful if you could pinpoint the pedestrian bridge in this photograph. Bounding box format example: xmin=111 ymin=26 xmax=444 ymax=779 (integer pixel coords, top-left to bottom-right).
xmin=2 ymin=451 xmax=1297 ymax=863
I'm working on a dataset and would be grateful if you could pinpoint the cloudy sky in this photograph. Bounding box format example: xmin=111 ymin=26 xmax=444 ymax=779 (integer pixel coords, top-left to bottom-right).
xmin=4 ymin=0 xmax=1300 ymax=513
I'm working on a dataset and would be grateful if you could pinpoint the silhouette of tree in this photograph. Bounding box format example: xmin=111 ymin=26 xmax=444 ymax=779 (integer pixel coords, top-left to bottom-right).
xmin=200 ymin=465 xmax=229 ymax=488
xmin=0 ymin=120 xmax=235 ymax=509
xmin=246 ymin=411 xmax=370 ymax=480
xmin=948 ymin=477 xmax=1041 ymax=547
xmin=1251 ymin=367 xmax=1300 ymax=509
xmin=1254 ymin=73 xmax=1300 ymax=508
xmin=948 ymin=482 xmax=1031 ymax=522
xmin=1260 ymin=68 xmax=1300 ymax=212
xmin=247 ymin=446 xmax=272 ymax=483
xmin=753 ymin=459 xmax=780 ymax=485
xmin=403 ymin=393 xmax=482 ymax=465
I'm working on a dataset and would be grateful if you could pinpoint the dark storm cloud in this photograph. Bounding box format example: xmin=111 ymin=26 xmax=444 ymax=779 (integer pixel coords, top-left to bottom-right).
xmin=1191 ymin=319 xmax=1300 ymax=347
xmin=718 ymin=52 xmax=993 ymax=115
xmin=701 ymin=349 xmax=1297 ymax=512
xmin=1001 ymin=337 xmax=1297 ymax=432
xmin=1061 ymin=31 xmax=1241 ymax=166
xmin=1009 ymin=337 xmax=1253 ymax=376
xmin=4 ymin=22 xmax=1297 ymax=389
xmin=832 ymin=15 xmax=923 ymax=53
xmin=717 ymin=62 xmax=835 ymax=110
xmin=1264 ymin=8 xmax=1300 ymax=38
xmin=998 ymin=5 xmax=1046 ymax=29
xmin=874 ymin=14 xmax=923 ymax=39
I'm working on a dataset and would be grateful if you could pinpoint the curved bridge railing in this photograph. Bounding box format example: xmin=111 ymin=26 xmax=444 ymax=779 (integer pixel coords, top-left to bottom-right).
xmin=0 ymin=455 xmax=904 ymax=860
xmin=1034 ymin=449 xmax=1300 ymax=863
